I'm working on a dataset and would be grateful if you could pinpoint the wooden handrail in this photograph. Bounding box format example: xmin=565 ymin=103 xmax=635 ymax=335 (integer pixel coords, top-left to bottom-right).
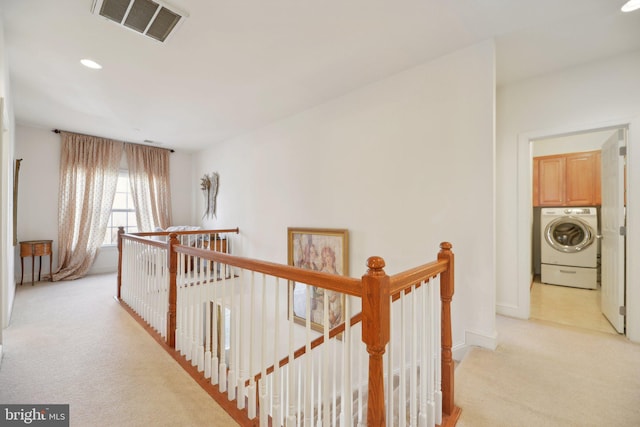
xmin=120 ymin=233 xmax=168 ymax=249
xmin=388 ymin=258 xmax=449 ymax=296
xmin=173 ymin=244 xmax=362 ymax=297
xmin=133 ymin=227 xmax=240 ymax=237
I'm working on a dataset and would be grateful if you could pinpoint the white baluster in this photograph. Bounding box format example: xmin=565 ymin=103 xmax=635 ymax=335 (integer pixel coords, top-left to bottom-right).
xmin=228 ymin=369 xmax=237 ymax=401
xmin=342 ymin=296 xmax=352 ymax=427
xmin=259 ymin=274 xmax=268 ymax=420
xmin=154 ymin=247 xmax=160 ymax=333
xmin=357 ymin=326 xmax=364 ymax=427
xmin=191 ymin=257 xmax=200 ymax=366
xmin=322 ymin=290 xmax=330 ymax=427
xmin=219 ymin=268 xmax=227 ymax=393
xmin=237 ymin=269 xmax=246 ymax=410
xmin=427 ymin=278 xmax=436 ymax=427
xmin=219 ymin=356 xmax=228 ymax=393
xmin=272 ymin=278 xmax=281 ymax=425
xmin=162 ymin=246 xmax=168 ymax=339
xmin=211 ymin=270 xmax=219 ymax=385
xmin=332 ymin=328 xmax=337 ymax=427
xmin=259 ymin=377 xmax=268 ymax=427
xmin=399 ymin=290 xmax=407 ymax=427
xmin=204 ymin=256 xmax=212 ymax=379
xmin=176 ymin=253 xmax=184 ymax=354
xmin=185 ymin=255 xmax=193 ymax=361
xmin=435 ymin=277 xmax=442 ymax=425
xmin=247 ymin=271 xmax=256 ymax=418
xmin=228 ymin=262 xmax=236 ymax=401
xmin=419 ymin=280 xmax=428 ymax=427
xmin=248 ymin=381 xmax=257 ymax=420
xmin=304 ymin=287 xmax=312 ymax=427
xmin=387 ymin=297 xmax=394 ymax=427
xmin=287 ymin=280 xmax=297 ymax=427
xmin=197 ymin=257 xmax=205 ymax=371
xmin=411 ymin=284 xmax=418 ymax=426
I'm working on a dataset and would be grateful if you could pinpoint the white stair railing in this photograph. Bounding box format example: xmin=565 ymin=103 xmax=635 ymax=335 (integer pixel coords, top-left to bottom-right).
xmin=119 ymin=234 xmax=457 ymax=427
xmin=173 ymin=246 xmax=373 ymax=426
xmin=120 ymin=238 xmax=168 ymax=338
xmin=119 ymin=229 xmax=237 ymax=343
xmin=171 ymin=252 xmax=445 ymax=427
xmin=385 ymin=278 xmax=442 ymax=427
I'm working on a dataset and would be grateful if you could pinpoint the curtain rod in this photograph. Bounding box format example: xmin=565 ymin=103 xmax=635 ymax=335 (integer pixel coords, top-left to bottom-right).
xmin=52 ymin=129 xmax=175 ymax=153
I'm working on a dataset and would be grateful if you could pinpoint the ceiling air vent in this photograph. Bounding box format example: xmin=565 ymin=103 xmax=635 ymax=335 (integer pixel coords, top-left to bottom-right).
xmin=92 ymin=0 xmax=187 ymax=42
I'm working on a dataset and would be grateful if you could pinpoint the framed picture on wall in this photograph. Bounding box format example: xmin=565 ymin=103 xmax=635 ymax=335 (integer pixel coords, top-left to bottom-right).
xmin=287 ymin=227 xmax=349 ymax=333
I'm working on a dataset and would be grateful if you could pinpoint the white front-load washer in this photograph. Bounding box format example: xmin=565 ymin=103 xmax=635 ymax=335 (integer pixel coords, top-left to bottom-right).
xmin=540 ymin=207 xmax=598 ymax=289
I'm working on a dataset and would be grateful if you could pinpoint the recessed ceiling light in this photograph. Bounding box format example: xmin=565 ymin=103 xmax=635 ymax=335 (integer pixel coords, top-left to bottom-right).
xmin=80 ymin=59 xmax=102 ymax=69
xmin=621 ymin=0 xmax=640 ymax=12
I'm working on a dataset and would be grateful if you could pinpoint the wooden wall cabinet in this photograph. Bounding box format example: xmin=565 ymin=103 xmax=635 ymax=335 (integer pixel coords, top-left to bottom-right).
xmin=533 ymin=150 xmax=601 ymax=207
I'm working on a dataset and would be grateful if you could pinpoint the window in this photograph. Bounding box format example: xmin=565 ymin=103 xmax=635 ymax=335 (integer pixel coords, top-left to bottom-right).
xmin=103 ymin=172 xmax=137 ymax=245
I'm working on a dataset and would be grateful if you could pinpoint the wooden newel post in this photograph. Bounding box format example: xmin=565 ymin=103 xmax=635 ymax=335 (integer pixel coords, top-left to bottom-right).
xmin=361 ymin=256 xmax=391 ymax=427
xmin=167 ymin=233 xmax=179 ymax=348
xmin=438 ymin=242 xmax=455 ymax=416
xmin=117 ymin=226 xmax=124 ymax=300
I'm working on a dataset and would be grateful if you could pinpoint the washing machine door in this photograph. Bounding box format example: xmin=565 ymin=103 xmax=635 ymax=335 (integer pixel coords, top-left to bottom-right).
xmin=544 ymin=216 xmax=595 ymax=253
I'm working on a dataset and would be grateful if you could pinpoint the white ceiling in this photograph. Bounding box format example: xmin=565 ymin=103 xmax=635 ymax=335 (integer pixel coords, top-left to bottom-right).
xmin=1 ymin=0 xmax=639 ymax=152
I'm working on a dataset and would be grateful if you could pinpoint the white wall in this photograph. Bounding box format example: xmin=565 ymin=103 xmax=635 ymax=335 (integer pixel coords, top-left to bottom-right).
xmin=14 ymin=125 xmax=193 ymax=277
xmin=194 ymin=41 xmax=498 ymax=354
xmin=496 ymin=49 xmax=640 ymax=341
xmin=0 ymin=17 xmax=16 ymax=331
xmin=170 ymin=151 xmax=195 ymax=227
xmin=14 ymin=127 xmax=59 ymax=279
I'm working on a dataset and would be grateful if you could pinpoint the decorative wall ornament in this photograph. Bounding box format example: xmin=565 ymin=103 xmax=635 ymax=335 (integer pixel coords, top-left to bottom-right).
xmin=200 ymin=172 xmax=219 ymax=219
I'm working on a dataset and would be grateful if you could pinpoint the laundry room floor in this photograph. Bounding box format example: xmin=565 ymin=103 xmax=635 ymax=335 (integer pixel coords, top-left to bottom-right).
xmin=530 ymin=278 xmax=618 ymax=335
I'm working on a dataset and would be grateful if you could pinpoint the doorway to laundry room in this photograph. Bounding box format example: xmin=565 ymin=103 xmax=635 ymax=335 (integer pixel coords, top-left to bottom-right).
xmin=530 ymin=127 xmax=627 ymax=335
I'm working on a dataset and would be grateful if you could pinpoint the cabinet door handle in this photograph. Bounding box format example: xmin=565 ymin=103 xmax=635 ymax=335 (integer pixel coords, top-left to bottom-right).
xmin=559 ymin=270 xmax=577 ymax=274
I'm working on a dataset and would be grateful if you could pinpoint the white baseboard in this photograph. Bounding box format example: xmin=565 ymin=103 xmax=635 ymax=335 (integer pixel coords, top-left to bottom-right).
xmin=452 ymin=329 xmax=498 ymax=361
xmin=496 ymin=303 xmax=527 ymax=319
xmin=452 ymin=342 xmax=469 ymax=361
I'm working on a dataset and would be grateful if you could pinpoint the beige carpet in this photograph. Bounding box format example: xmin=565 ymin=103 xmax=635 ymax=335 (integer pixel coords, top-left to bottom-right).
xmin=456 ymin=315 xmax=640 ymax=427
xmin=5 ymin=274 xmax=639 ymax=427
xmin=0 ymin=274 xmax=238 ymax=427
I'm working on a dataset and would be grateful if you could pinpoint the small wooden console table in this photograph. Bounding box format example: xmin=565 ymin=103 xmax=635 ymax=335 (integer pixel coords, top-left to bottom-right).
xmin=19 ymin=240 xmax=53 ymax=286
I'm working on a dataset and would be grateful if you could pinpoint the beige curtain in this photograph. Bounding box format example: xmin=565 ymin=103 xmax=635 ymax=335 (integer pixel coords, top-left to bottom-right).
xmin=124 ymin=144 xmax=172 ymax=231
xmin=53 ymin=132 xmax=124 ymax=281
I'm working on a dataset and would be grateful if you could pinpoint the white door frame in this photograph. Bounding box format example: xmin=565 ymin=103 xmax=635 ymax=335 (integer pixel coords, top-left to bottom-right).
xmin=516 ymin=116 xmax=640 ymax=341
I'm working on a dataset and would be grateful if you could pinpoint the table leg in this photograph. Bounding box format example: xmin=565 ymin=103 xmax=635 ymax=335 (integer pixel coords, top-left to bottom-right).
xmin=20 ymin=257 xmax=24 ymax=286
xmin=49 ymin=254 xmax=53 ymax=281
xmin=38 ymin=256 xmax=42 ymax=282
xmin=31 ymin=256 xmax=35 ymax=286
